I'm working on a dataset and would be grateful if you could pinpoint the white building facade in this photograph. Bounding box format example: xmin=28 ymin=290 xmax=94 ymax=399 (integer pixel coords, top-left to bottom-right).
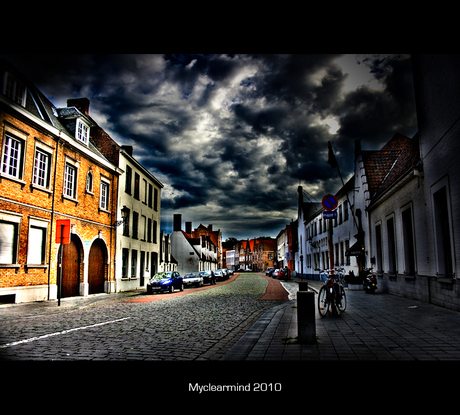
xmin=115 ymin=146 xmax=163 ymax=292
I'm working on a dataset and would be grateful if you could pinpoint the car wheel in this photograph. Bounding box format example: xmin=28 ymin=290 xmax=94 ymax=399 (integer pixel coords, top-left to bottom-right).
xmin=169 ymin=285 xmax=174 ymax=293
xmin=180 ymin=283 xmax=184 ymax=291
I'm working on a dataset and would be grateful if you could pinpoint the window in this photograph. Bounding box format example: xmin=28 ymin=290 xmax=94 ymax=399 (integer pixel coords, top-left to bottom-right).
xmin=33 ymin=149 xmax=51 ymax=188
xmin=375 ymin=224 xmax=383 ymax=272
xmin=100 ymin=180 xmax=110 ymax=210
xmin=433 ymin=184 xmax=454 ymax=277
xmin=86 ymin=171 xmax=93 ymax=193
xmin=402 ymin=207 xmax=416 ymax=275
xmin=3 ymin=73 xmax=26 ymax=106
xmin=64 ymin=164 xmax=77 ymax=199
xmin=154 ymin=188 xmax=158 ymax=211
xmin=132 ymin=211 xmax=139 ymax=239
xmin=345 ymin=240 xmax=350 ymax=265
xmin=153 ymin=220 xmax=157 ymax=243
xmin=122 ymin=208 xmax=130 ymax=237
xmin=2 ymin=133 xmax=24 ymax=179
xmin=76 ymin=119 xmax=90 ymax=145
xmin=147 ymin=218 xmax=152 ymax=242
xmin=131 ymin=250 xmax=138 ymax=278
xmin=134 ymin=172 xmax=140 ymax=200
xmin=0 ymin=220 xmax=19 ymax=264
xmin=148 ymin=184 xmax=153 ymax=208
xmin=141 ymin=215 xmax=146 ymax=241
xmin=387 ymin=216 xmax=397 ymax=274
xmin=125 ymin=165 xmax=132 ymax=195
xmin=122 ymin=248 xmax=129 ymax=278
xmin=28 ymin=220 xmax=48 ymax=265
xmin=143 ymin=179 xmax=147 ymax=203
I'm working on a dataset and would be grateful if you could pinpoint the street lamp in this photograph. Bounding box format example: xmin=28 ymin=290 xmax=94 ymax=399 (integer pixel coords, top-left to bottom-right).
xmin=114 ymin=206 xmax=129 ymax=227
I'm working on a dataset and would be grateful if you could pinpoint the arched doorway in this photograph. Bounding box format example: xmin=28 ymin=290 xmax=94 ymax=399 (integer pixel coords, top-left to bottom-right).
xmin=61 ymin=235 xmax=82 ymax=298
xmin=88 ymin=239 xmax=107 ymax=294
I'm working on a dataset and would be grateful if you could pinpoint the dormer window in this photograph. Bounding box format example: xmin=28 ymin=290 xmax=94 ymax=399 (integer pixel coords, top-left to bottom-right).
xmin=3 ymin=73 xmax=26 ymax=107
xmin=76 ymin=119 xmax=90 ymax=145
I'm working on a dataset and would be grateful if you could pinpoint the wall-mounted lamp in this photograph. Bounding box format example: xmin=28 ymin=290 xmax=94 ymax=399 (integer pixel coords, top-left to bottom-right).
xmin=114 ymin=206 xmax=129 ymax=227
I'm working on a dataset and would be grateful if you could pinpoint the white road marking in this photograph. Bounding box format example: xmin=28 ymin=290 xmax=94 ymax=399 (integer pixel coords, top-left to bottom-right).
xmin=0 ymin=317 xmax=131 ymax=349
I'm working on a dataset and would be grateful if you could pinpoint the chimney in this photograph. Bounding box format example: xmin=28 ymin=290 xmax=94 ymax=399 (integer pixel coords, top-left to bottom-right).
xmin=67 ymin=98 xmax=90 ymax=115
xmin=121 ymin=145 xmax=133 ymax=157
xmin=185 ymin=222 xmax=192 ymax=235
xmin=208 ymin=224 xmax=213 ymax=231
xmin=173 ymin=214 xmax=182 ymax=232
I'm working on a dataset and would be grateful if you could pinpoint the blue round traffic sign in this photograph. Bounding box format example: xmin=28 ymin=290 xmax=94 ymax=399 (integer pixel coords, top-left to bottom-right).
xmin=322 ymin=194 xmax=338 ymax=211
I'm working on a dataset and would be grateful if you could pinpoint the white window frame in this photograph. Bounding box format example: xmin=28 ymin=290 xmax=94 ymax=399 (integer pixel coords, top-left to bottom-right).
xmin=0 ymin=212 xmax=22 ymax=266
xmin=32 ymin=148 xmax=50 ymax=189
xmin=27 ymin=218 xmax=49 ymax=266
xmin=431 ymin=176 xmax=455 ymax=278
xmin=63 ymin=162 xmax=78 ymax=199
xmin=76 ymin=119 xmax=90 ymax=145
xmin=99 ymin=179 xmax=110 ymax=211
xmin=1 ymin=133 xmax=24 ymax=180
xmin=86 ymin=170 xmax=93 ymax=193
xmin=3 ymin=72 xmax=27 ymax=107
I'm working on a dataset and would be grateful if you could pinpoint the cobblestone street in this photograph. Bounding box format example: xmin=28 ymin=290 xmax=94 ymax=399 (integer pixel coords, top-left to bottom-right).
xmin=0 ymin=273 xmax=286 ymax=361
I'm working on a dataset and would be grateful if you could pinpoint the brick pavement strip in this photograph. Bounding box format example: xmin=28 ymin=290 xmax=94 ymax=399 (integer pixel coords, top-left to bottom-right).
xmin=0 ymin=272 xmax=288 ymax=361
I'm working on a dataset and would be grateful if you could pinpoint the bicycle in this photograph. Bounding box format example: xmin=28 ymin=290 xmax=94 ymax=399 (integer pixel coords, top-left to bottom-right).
xmin=317 ymin=268 xmax=347 ymax=317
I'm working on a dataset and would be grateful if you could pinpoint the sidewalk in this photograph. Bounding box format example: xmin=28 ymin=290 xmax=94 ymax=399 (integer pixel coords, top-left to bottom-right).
xmin=221 ymin=278 xmax=460 ymax=361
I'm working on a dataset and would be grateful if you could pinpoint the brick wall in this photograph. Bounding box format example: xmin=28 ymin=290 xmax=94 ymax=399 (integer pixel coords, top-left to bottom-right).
xmin=0 ymin=105 xmax=119 ymax=301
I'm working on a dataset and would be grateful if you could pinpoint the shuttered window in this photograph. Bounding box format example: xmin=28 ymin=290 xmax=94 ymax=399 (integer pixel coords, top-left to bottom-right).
xmin=0 ymin=221 xmax=17 ymax=264
xmin=28 ymin=225 xmax=46 ymax=264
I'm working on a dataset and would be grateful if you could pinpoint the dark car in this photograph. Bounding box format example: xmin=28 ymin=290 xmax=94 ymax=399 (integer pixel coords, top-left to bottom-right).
xmin=199 ymin=270 xmax=216 ymax=285
xmin=214 ymin=269 xmax=225 ymax=281
xmin=147 ymin=271 xmax=184 ymax=294
xmin=266 ymin=267 xmax=275 ymax=277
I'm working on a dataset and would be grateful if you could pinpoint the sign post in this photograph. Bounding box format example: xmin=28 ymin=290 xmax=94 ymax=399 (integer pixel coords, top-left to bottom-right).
xmin=322 ymin=195 xmax=338 ymax=273
xmin=56 ymin=220 xmax=71 ymax=306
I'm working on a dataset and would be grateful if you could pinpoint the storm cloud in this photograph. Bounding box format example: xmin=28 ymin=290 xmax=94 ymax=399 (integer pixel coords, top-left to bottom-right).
xmin=2 ymin=54 xmax=418 ymax=239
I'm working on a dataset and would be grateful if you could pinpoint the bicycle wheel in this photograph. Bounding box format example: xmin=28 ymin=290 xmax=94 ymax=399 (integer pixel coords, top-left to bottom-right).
xmin=318 ymin=285 xmax=329 ymax=317
xmin=336 ymin=286 xmax=347 ymax=313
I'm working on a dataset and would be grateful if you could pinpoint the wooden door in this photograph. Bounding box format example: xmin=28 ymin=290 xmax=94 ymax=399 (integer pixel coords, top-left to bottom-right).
xmin=88 ymin=239 xmax=106 ymax=294
xmin=61 ymin=237 xmax=80 ymax=298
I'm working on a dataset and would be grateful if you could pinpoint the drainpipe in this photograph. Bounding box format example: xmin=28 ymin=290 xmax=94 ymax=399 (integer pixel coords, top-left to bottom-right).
xmin=47 ymin=133 xmax=61 ymax=300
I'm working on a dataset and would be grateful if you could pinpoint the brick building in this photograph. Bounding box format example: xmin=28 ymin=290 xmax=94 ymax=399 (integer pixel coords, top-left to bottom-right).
xmin=0 ymin=59 xmax=121 ymax=303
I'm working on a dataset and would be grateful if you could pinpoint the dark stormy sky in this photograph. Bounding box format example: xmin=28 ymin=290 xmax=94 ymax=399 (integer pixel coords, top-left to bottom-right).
xmin=2 ymin=54 xmax=418 ymax=240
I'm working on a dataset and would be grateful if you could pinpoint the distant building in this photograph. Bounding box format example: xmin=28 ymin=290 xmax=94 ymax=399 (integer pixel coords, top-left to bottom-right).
xmin=170 ymin=214 xmax=218 ymax=275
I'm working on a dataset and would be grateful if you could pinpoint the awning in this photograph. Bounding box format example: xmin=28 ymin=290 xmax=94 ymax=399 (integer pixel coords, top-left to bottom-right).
xmin=345 ymin=239 xmax=365 ymax=256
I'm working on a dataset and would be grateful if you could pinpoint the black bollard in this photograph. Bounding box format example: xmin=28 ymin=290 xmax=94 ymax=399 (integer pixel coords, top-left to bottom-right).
xmin=297 ymin=291 xmax=316 ymax=344
xmin=297 ymin=281 xmax=309 ymax=291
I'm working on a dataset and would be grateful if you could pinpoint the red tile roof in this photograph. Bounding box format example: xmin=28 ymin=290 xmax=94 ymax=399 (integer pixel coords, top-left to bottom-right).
xmin=363 ymin=133 xmax=420 ymax=205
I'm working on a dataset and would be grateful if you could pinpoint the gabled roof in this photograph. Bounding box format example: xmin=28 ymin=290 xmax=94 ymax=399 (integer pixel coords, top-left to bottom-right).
xmin=363 ymin=133 xmax=420 ymax=207
xmin=0 ymin=59 xmax=113 ymax=167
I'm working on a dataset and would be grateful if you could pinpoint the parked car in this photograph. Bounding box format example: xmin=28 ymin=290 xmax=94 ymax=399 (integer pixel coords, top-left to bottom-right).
xmin=183 ymin=272 xmax=203 ymax=288
xmin=199 ymin=270 xmax=216 ymax=285
xmin=214 ymin=269 xmax=225 ymax=281
xmin=266 ymin=267 xmax=275 ymax=277
xmin=277 ymin=267 xmax=289 ymax=280
xmin=217 ymin=269 xmax=229 ymax=280
xmin=272 ymin=269 xmax=280 ymax=278
xmin=147 ymin=271 xmax=184 ymax=294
